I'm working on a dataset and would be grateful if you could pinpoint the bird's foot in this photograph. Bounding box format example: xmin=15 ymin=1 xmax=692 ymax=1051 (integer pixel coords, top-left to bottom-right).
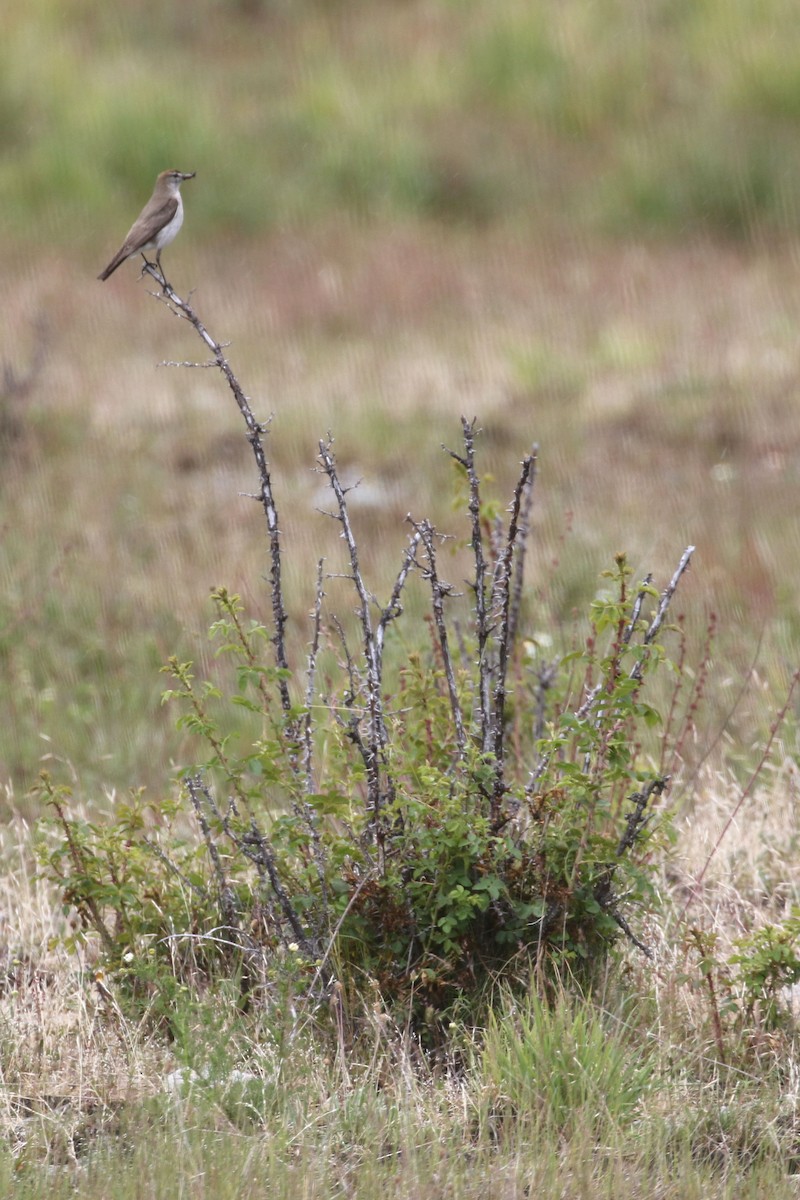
xmin=140 ymin=255 xmax=169 ymax=289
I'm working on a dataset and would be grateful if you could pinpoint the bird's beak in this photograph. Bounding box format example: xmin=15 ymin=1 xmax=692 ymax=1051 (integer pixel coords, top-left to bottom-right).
xmin=181 ymin=171 xmax=196 ymax=181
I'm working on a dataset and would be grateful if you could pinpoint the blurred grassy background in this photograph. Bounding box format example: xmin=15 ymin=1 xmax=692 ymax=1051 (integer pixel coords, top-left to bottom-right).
xmin=2 ymin=0 xmax=800 ymax=802
xmin=6 ymin=0 xmax=800 ymax=241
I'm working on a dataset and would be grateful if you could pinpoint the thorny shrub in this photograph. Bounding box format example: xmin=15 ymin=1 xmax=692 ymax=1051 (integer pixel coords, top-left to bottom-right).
xmin=38 ymin=420 xmax=699 ymax=1034
xmin=35 ymin=275 xmax=705 ymax=1035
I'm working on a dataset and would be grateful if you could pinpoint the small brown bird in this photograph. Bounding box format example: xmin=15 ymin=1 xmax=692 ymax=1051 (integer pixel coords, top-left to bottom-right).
xmin=98 ymin=169 xmax=196 ymax=281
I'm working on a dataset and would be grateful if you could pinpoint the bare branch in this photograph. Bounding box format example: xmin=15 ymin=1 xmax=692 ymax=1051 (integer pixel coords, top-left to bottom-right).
xmin=489 ymin=452 xmax=536 ymax=823
xmin=303 ymin=560 xmax=325 ymax=795
xmin=185 ymin=775 xmax=241 ymax=935
xmin=375 ymin=527 xmax=422 ymax=673
xmin=297 ymin=560 xmax=330 ymax=926
xmin=158 ymin=358 xmax=222 ymax=369
xmin=446 ymin=418 xmax=491 ymax=752
xmin=584 ymin=546 xmax=695 ymax=718
xmin=623 ymin=574 xmax=653 ymax=646
xmin=615 ymin=776 xmax=669 ymax=859
xmin=644 ymin=546 xmax=695 ymax=647
xmin=625 ymin=546 xmax=694 ymax=687
xmin=317 ymin=439 xmax=389 ymax=828
xmin=329 ymin=613 xmax=360 ymax=710
xmin=142 ymin=264 xmax=296 ymax=746
xmin=232 ymin=817 xmax=314 ymax=956
xmin=412 ymin=518 xmax=467 ymax=757
xmin=507 ymin=445 xmax=538 ymax=649
xmin=588 ymin=776 xmax=670 ymax=960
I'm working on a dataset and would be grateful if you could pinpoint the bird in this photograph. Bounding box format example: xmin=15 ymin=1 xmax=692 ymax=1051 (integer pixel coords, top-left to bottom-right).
xmin=98 ymin=169 xmax=196 ymax=281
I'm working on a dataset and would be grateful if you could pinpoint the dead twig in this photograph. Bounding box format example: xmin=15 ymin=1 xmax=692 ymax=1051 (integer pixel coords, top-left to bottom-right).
xmin=446 ymin=418 xmax=492 ymax=753
xmin=143 ymin=263 xmax=297 ymax=750
xmin=411 ymin=518 xmax=467 ymax=757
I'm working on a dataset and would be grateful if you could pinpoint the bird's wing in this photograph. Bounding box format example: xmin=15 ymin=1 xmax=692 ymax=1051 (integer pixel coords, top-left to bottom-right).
xmin=122 ymin=196 xmax=179 ymax=254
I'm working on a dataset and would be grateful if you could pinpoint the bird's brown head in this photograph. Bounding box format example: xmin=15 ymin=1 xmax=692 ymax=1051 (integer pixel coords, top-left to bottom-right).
xmin=157 ymin=169 xmax=196 ymax=189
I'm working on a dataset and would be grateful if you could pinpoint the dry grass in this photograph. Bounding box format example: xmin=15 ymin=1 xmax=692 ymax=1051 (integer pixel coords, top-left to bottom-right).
xmin=5 ymin=768 xmax=800 ymax=1194
xmin=0 ymin=811 xmax=167 ymax=1176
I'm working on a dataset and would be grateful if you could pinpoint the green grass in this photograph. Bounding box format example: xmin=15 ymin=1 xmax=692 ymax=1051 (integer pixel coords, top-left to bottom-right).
xmin=477 ymin=986 xmax=656 ymax=1138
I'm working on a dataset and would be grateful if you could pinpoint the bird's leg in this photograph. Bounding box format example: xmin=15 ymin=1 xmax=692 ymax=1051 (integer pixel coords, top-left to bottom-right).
xmin=139 ymin=252 xmax=156 ymax=278
xmin=154 ymin=250 xmax=169 ymax=286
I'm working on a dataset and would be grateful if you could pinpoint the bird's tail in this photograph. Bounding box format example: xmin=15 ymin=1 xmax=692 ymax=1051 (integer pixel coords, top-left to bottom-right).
xmin=97 ymin=249 xmax=128 ymax=281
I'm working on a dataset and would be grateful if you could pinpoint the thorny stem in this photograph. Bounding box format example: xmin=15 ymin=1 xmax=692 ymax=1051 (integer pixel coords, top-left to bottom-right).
xmin=507 ymin=446 xmax=538 ymax=649
xmin=317 ymin=439 xmax=388 ymax=828
xmin=227 ymin=813 xmax=313 ymax=956
xmin=623 ymin=574 xmax=653 ymax=645
xmin=185 ymin=775 xmax=241 ymax=936
xmin=637 ymin=546 xmax=695 ymax=655
xmin=448 ymin=418 xmax=492 ymax=753
xmin=105 ymin=263 xmax=715 ymax=1008
xmin=376 ymin=528 xmax=422 ymax=674
xmin=143 ymin=264 xmax=296 ymax=747
xmin=490 ymin=452 xmax=535 ymax=823
xmin=589 ymin=775 xmax=670 ymax=959
xmin=326 ymin=614 xmax=372 ymax=791
xmin=318 ymin=450 xmax=421 ymax=847
xmin=412 ymin=519 xmax=467 ymax=756
xmin=302 ymin=560 xmax=329 ymax=918
xmin=303 ymin=560 xmax=325 ymax=794
xmin=330 ymin=613 xmax=359 ymax=710
xmin=142 ymin=837 xmax=209 ymax=901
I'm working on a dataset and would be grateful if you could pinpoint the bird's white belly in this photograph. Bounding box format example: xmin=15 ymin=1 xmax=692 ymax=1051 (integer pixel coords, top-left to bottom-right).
xmin=145 ymin=196 xmax=184 ymax=252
